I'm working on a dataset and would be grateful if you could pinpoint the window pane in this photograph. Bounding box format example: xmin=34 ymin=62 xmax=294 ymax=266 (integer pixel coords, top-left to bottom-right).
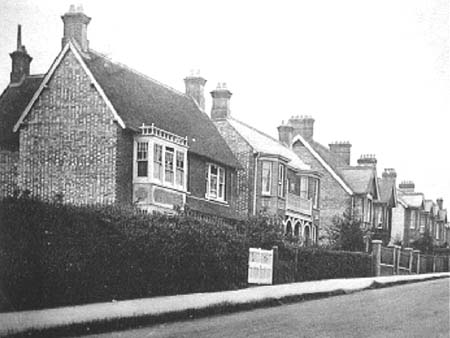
xmin=137 ymin=142 xmax=148 ymax=160
xmin=137 ymin=161 xmax=148 ymax=177
xmin=218 ymin=167 xmax=225 ymax=199
xmin=165 ymin=147 xmax=174 ymax=183
xmin=137 ymin=142 xmax=148 ymax=177
xmin=176 ymin=151 xmax=184 ymax=186
xmin=262 ymin=161 xmax=271 ymax=194
xmin=154 ymin=144 xmax=163 ymax=180
xmin=300 ymin=176 xmax=308 ymax=199
xmin=278 ymin=164 xmax=284 ymax=197
xmin=209 ymin=166 xmax=218 ymax=198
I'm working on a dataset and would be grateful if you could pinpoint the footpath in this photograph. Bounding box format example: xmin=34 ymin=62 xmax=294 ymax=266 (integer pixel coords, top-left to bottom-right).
xmin=1 ymin=272 xmax=449 ymax=337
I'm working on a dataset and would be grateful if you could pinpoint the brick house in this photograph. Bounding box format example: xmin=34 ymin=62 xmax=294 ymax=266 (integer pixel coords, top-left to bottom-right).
xmin=374 ymin=168 xmax=398 ymax=243
xmin=1 ymin=7 xmax=242 ymax=221
xmin=276 ymin=116 xmax=381 ymax=242
xmin=211 ymin=85 xmax=321 ymax=244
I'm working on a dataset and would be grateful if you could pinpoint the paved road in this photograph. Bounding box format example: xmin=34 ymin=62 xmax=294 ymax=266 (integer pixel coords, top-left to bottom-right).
xmin=84 ymin=278 xmax=450 ymax=338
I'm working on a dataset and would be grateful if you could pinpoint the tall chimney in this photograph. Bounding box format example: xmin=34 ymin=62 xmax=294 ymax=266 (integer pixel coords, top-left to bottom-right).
xmin=329 ymin=141 xmax=352 ymax=165
xmin=184 ymin=70 xmax=207 ymax=111
xmin=210 ymin=83 xmax=232 ymax=120
xmin=277 ymin=121 xmax=294 ymax=147
xmin=437 ymin=198 xmax=443 ymax=210
xmin=399 ymin=180 xmax=415 ymax=193
xmin=288 ymin=115 xmax=315 ymax=141
xmin=10 ymin=25 xmax=32 ymax=84
xmin=357 ymin=154 xmax=377 ymax=167
xmin=61 ymin=4 xmax=91 ymax=51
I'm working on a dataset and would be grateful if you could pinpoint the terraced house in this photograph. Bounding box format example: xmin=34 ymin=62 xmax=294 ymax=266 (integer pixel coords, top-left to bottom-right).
xmin=0 ymin=6 xmax=242 ymax=221
xmin=211 ymin=85 xmax=322 ymax=244
xmin=276 ymin=116 xmax=381 ymax=242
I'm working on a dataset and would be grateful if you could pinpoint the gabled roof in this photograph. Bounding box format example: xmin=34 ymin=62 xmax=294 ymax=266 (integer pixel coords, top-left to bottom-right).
xmin=423 ymin=199 xmax=434 ymax=213
xmin=378 ymin=178 xmax=396 ymax=205
xmin=227 ymin=118 xmax=310 ymax=171
xmin=438 ymin=209 xmax=447 ymax=222
xmin=13 ymin=42 xmax=239 ymax=168
xmin=340 ymin=166 xmax=379 ymax=197
xmin=0 ymin=75 xmax=43 ymax=150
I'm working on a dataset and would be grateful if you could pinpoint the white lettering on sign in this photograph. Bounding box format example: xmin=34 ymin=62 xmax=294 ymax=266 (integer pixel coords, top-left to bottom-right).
xmin=248 ymin=248 xmax=273 ymax=284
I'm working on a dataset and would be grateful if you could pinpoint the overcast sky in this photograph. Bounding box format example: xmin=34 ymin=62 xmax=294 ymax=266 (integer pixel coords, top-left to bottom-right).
xmin=1 ymin=0 xmax=449 ymax=206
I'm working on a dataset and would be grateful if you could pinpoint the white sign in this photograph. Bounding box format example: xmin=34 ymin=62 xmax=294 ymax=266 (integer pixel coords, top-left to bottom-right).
xmin=248 ymin=248 xmax=274 ymax=284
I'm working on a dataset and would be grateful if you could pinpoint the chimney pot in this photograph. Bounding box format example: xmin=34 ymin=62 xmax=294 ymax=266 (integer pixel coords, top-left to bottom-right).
xmin=9 ymin=24 xmax=32 ymax=83
xmin=357 ymin=154 xmax=377 ymax=167
xmin=288 ymin=115 xmax=315 ymax=141
xmin=399 ymin=180 xmax=415 ymax=193
xmin=184 ymin=72 xmax=207 ymax=111
xmin=329 ymin=141 xmax=352 ymax=165
xmin=210 ymin=83 xmax=232 ymax=120
xmin=61 ymin=5 xmax=91 ymax=51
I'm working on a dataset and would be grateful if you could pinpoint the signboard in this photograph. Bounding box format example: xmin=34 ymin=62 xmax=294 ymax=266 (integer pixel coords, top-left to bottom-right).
xmin=248 ymin=248 xmax=273 ymax=285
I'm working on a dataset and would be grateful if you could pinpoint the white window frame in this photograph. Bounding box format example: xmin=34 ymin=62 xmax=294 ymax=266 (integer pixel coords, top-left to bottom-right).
xmin=313 ymin=178 xmax=319 ymax=208
xmin=206 ymin=163 xmax=226 ymax=201
xmin=136 ymin=142 xmax=149 ymax=177
xmin=261 ymin=161 xmax=272 ymax=196
xmin=299 ymin=176 xmax=308 ymax=199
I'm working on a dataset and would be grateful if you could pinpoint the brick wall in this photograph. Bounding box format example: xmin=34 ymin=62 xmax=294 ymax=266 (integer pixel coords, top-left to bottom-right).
xmin=18 ymin=50 xmax=119 ymax=205
xmin=0 ymin=150 xmax=18 ymax=197
xmin=292 ymin=141 xmax=350 ymax=239
xmin=213 ymin=120 xmax=254 ymax=216
xmin=115 ymin=128 xmax=133 ymax=205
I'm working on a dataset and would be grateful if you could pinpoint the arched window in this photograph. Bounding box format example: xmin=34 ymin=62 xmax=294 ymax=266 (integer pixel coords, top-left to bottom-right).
xmin=294 ymin=222 xmax=301 ymax=237
xmin=304 ymin=225 xmax=311 ymax=246
xmin=285 ymin=221 xmax=293 ymax=236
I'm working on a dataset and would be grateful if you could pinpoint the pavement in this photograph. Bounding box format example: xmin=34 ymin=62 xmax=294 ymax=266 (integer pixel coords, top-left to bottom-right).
xmin=1 ymin=272 xmax=449 ymax=337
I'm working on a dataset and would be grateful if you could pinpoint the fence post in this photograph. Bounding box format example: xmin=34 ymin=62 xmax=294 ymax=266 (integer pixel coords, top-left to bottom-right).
xmin=413 ymin=250 xmax=421 ymax=274
xmin=432 ymin=255 xmax=436 ymax=273
xmin=294 ymin=246 xmax=299 ymax=282
xmin=388 ymin=244 xmax=395 ymax=275
xmin=405 ymin=247 xmax=413 ymax=274
xmin=272 ymin=245 xmax=279 ymax=284
xmin=394 ymin=245 xmax=401 ymax=275
xmin=372 ymin=240 xmax=382 ymax=276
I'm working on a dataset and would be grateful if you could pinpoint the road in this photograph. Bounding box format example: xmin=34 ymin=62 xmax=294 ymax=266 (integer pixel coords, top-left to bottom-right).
xmin=83 ymin=278 xmax=450 ymax=338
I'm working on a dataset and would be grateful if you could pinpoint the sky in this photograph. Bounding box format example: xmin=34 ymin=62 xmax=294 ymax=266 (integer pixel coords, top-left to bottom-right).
xmin=0 ymin=0 xmax=449 ymax=206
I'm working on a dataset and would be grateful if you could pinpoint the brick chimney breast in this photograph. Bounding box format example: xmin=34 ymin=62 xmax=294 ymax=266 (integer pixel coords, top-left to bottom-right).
xmin=357 ymin=154 xmax=377 ymax=167
xmin=288 ymin=115 xmax=315 ymax=141
xmin=10 ymin=25 xmax=32 ymax=84
xmin=399 ymin=180 xmax=415 ymax=193
xmin=277 ymin=121 xmax=294 ymax=147
xmin=329 ymin=141 xmax=352 ymax=165
xmin=184 ymin=70 xmax=207 ymax=111
xmin=210 ymin=83 xmax=232 ymax=120
xmin=61 ymin=4 xmax=91 ymax=51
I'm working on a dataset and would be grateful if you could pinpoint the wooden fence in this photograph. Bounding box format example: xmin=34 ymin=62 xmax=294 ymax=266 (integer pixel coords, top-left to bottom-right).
xmin=371 ymin=240 xmax=450 ymax=276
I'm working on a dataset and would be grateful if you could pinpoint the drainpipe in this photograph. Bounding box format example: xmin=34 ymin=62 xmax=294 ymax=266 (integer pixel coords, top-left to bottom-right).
xmin=253 ymin=152 xmax=259 ymax=215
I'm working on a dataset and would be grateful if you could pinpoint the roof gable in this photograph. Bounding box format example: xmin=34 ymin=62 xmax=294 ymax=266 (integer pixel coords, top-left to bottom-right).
xmin=14 ymin=42 xmax=125 ymax=132
xmin=291 ymin=134 xmax=353 ymax=194
xmin=340 ymin=167 xmax=378 ymax=197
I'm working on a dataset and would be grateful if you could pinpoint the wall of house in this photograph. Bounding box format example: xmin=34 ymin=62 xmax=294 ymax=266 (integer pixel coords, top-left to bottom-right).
xmin=18 ymin=50 xmax=119 ymax=204
xmin=255 ymin=159 xmax=286 ymax=218
xmin=115 ymin=128 xmax=133 ymax=205
xmin=0 ymin=150 xmax=18 ymax=197
xmin=292 ymin=141 xmax=350 ymax=239
xmin=186 ymin=153 xmax=238 ymax=219
xmin=213 ymin=120 xmax=254 ymax=216
xmin=391 ymin=205 xmax=405 ymax=243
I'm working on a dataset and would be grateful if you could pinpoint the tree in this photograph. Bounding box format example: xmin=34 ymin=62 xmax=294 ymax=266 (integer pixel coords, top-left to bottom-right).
xmin=411 ymin=230 xmax=434 ymax=254
xmin=327 ymin=208 xmax=366 ymax=252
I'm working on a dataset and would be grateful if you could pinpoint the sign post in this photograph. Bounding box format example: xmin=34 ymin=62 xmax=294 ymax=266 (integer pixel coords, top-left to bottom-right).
xmin=248 ymin=248 xmax=274 ymax=285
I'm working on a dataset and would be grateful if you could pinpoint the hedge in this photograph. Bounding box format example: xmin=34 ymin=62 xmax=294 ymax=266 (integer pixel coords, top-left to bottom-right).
xmin=0 ymin=196 xmax=372 ymax=312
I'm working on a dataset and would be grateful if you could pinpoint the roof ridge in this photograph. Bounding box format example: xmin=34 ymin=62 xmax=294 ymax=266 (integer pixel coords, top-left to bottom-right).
xmin=229 ymin=117 xmax=284 ymax=145
xmin=88 ymin=49 xmax=188 ymax=99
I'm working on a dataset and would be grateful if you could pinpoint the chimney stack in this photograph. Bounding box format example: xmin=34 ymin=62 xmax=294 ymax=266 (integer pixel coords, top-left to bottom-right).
xmin=329 ymin=141 xmax=352 ymax=165
xmin=357 ymin=154 xmax=377 ymax=167
xmin=437 ymin=198 xmax=443 ymax=210
xmin=9 ymin=25 xmax=32 ymax=84
xmin=399 ymin=180 xmax=415 ymax=193
xmin=61 ymin=4 xmax=91 ymax=51
xmin=184 ymin=70 xmax=207 ymax=111
xmin=277 ymin=121 xmax=294 ymax=147
xmin=288 ymin=115 xmax=315 ymax=141
xmin=210 ymin=83 xmax=232 ymax=120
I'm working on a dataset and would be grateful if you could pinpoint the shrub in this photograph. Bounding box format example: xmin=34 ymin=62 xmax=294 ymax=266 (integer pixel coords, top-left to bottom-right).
xmin=327 ymin=208 xmax=366 ymax=252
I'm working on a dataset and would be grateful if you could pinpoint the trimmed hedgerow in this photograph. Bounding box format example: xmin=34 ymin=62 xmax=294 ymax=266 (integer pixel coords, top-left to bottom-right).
xmin=0 ymin=196 xmax=372 ymax=312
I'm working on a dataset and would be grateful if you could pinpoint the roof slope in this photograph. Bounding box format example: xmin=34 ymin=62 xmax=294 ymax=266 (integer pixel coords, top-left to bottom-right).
xmin=0 ymin=76 xmax=43 ymax=150
xmin=378 ymin=178 xmax=396 ymax=204
xmin=81 ymin=50 xmax=239 ymax=168
xmin=340 ymin=167 xmax=376 ymax=195
xmin=227 ymin=117 xmax=311 ymax=171
xmin=398 ymin=192 xmax=424 ymax=208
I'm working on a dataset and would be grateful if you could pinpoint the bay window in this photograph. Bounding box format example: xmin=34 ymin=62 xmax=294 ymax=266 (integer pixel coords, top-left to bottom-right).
xmin=207 ymin=164 xmax=225 ymax=201
xmin=300 ymin=176 xmax=308 ymax=199
xmin=261 ymin=161 xmax=272 ymax=195
xmin=176 ymin=151 xmax=185 ymax=186
xmin=153 ymin=144 xmax=163 ymax=180
xmin=164 ymin=147 xmax=175 ymax=184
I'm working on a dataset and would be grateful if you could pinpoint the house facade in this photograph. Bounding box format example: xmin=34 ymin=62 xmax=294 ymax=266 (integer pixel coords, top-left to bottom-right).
xmin=211 ymin=85 xmax=321 ymax=244
xmin=277 ymin=116 xmax=381 ymax=242
xmin=0 ymin=7 xmax=242 ymax=221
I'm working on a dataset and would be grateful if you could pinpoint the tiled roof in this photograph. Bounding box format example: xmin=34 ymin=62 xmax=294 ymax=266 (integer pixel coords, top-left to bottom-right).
xmin=309 ymin=140 xmax=348 ymax=169
xmin=378 ymin=178 xmax=395 ymax=203
xmin=82 ymin=50 xmax=240 ymax=168
xmin=227 ymin=117 xmax=311 ymax=171
xmin=340 ymin=167 xmax=376 ymax=195
xmin=0 ymin=76 xmax=44 ymax=150
xmin=398 ymin=192 xmax=424 ymax=208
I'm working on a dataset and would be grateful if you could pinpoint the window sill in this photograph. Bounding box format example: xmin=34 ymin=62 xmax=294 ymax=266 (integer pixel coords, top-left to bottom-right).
xmin=190 ymin=195 xmax=229 ymax=207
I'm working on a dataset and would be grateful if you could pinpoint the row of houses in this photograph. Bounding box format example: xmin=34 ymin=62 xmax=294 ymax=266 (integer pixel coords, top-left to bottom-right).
xmin=0 ymin=6 xmax=448 ymax=248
